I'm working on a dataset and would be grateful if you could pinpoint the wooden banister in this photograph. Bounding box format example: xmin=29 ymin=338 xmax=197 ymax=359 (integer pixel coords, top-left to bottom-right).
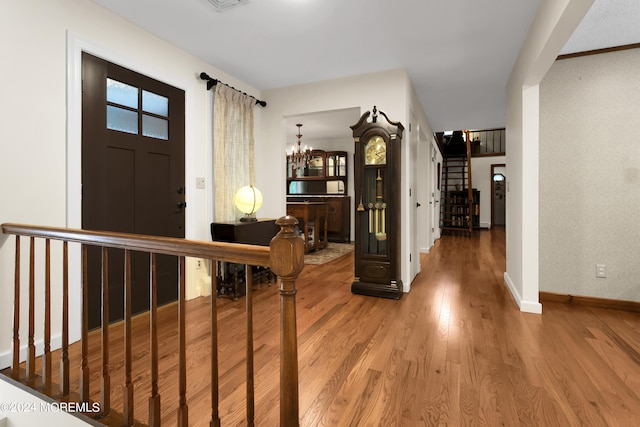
xmin=60 ymin=241 xmax=69 ymax=397
xmin=465 ymin=130 xmax=474 ymax=236
xmin=209 ymin=257 xmax=221 ymax=427
xmin=100 ymin=247 xmax=110 ymax=415
xmin=12 ymin=236 xmax=20 ymax=380
xmin=2 ymin=217 xmax=303 ymax=426
xmin=177 ymin=255 xmax=188 ymax=427
xmin=43 ymin=238 xmax=52 ymax=393
xmin=122 ymin=248 xmax=134 ymax=425
xmin=27 ymin=237 xmax=35 ymax=387
xmin=60 ymin=242 xmax=69 ymax=396
xmin=269 ymin=216 xmax=304 ymax=427
xmin=149 ymin=253 xmax=160 ymax=426
xmin=0 ymin=223 xmax=271 ymax=266
xmin=80 ymin=245 xmax=90 ymax=402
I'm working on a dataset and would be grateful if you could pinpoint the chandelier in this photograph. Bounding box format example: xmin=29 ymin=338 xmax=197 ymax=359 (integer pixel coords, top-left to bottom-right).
xmin=289 ymin=123 xmax=312 ymax=175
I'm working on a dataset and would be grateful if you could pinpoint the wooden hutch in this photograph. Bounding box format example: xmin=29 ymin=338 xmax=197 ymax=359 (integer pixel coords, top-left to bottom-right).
xmin=286 ymin=150 xmax=350 ymax=244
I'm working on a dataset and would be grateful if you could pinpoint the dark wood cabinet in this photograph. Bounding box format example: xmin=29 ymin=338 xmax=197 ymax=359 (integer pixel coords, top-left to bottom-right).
xmin=286 ymin=202 xmax=328 ymax=253
xmin=287 ymin=196 xmax=350 ymax=242
xmin=286 ymin=149 xmax=351 ymax=243
xmin=325 ymin=197 xmax=350 ymax=242
xmin=211 ymin=219 xmax=280 ymax=246
xmin=351 ymin=107 xmax=403 ymax=299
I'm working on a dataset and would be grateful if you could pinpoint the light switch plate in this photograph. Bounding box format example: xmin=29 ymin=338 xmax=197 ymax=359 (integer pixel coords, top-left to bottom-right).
xmin=196 ymin=177 xmax=205 ymax=189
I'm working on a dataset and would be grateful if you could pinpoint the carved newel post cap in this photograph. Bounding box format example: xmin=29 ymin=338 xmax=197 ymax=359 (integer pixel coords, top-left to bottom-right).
xmin=270 ymin=215 xmax=305 ymax=279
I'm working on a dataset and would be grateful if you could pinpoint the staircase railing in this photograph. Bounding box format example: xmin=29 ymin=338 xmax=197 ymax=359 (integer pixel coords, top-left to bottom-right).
xmin=1 ymin=216 xmax=303 ymax=426
xmin=439 ymin=134 xmax=475 ymax=236
xmin=465 ymin=131 xmax=474 ymax=236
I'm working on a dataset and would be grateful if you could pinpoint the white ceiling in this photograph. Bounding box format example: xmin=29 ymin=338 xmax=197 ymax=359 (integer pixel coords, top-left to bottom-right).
xmin=91 ymin=0 xmax=640 ymax=139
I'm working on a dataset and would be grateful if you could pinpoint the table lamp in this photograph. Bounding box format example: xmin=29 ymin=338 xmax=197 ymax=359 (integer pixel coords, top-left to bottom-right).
xmin=234 ymin=185 xmax=263 ymax=222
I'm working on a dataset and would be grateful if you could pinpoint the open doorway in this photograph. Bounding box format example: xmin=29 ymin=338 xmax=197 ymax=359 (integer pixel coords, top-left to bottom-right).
xmin=284 ymin=108 xmax=360 ymax=241
xmin=491 ymin=164 xmax=506 ymax=228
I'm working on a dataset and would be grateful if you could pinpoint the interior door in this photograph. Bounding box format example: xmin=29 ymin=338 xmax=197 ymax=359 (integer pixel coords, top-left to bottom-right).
xmin=491 ymin=164 xmax=506 ymax=227
xmin=82 ymin=52 xmax=185 ymax=329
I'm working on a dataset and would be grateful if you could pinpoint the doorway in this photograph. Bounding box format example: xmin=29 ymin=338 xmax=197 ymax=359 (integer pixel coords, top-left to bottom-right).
xmin=81 ymin=52 xmax=186 ymax=329
xmin=491 ymin=164 xmax=506 ymax=227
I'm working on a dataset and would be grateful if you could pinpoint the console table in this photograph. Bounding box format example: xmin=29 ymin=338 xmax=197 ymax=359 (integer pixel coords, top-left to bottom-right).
xmin=210 ymin=219 xmax=279 ymax=300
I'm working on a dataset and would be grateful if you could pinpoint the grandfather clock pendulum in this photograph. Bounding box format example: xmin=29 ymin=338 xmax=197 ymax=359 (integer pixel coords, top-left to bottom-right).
xmin=351 ymin=106 xmax=403 ymax=299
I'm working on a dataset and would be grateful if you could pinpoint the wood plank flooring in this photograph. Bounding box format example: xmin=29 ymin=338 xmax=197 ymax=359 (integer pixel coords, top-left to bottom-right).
xmin=7 ymin=227 xmax=640 ymax=426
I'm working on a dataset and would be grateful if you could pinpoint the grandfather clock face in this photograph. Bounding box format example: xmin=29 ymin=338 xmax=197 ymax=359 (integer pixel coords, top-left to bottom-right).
xmin=364 ymin=135 xmax=386 ymax=165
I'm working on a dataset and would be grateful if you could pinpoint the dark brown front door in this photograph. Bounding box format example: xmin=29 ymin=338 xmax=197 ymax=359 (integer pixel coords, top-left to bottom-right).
xmin=82 ymin=52 xmax=185 ymax=329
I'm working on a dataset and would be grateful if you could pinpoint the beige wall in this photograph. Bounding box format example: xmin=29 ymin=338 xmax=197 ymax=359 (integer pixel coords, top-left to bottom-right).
xmin=540 ymin=48 xmax=640 ymax=302
xmin=505 ymin=0 xmax=594 ymax=313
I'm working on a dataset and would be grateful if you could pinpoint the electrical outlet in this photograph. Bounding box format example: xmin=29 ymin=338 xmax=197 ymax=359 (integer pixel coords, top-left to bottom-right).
xmin=596 ymin=264 xmax=607 ymax=278
xmin=196 ymin=177 xmax=205 ymax=189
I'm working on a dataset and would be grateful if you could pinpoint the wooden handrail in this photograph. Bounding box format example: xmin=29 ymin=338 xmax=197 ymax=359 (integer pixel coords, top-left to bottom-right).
xmin=0 ymin=223 xmax=271 ymax=266
xmin=2 ymin=216 xmax=303 ymax=426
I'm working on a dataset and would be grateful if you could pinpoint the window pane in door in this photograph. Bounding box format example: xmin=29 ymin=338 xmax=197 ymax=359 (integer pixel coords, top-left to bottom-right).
xmin=107 ymin=78 xmax=138 ymax=109
xmin=142 ymin=90 xmax=168 ymax=117
xmin=107 ymin=105 xmax=138 ymax=134
xmin=142 ymin=114 xmax=168 ymax=140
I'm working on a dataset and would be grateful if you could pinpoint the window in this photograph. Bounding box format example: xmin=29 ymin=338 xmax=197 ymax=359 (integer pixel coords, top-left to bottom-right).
xmin=106 ymin=78 xmax=169 ymax=140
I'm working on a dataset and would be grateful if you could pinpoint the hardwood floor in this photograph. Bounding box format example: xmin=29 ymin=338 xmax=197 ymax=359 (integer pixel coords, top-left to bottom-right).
xmin=8 ymin=227 xmax=640 ymax=426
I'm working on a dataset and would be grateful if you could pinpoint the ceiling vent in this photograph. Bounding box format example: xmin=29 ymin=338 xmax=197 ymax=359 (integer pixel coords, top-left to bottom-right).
xmin=207 ymin=0 xmax=250 ymax=12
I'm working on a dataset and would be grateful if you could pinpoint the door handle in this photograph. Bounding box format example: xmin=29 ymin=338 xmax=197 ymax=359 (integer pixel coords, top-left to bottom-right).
xmin=177 ymin=201 xmax=187 ymax=209
xmin=416 ymin=202 xmax=421 ymax=207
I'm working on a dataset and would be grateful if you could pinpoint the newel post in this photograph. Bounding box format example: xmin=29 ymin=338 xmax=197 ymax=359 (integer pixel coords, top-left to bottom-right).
xmin=269 ymin=215 xmax=304 ymax=427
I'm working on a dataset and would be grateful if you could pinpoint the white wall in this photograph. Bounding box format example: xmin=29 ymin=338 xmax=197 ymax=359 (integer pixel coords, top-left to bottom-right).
xmin=408 ymin=82 xmax=440 ymax=263
xmin=505 ymin=0 xmax=594 ymax=313
xmin=471 ymin=156 xmax=506 ymax=228
xmin=0 ymin=0 xmax=261 ymax=368
xmin=540 ymin=48 xmax=640 ymax=302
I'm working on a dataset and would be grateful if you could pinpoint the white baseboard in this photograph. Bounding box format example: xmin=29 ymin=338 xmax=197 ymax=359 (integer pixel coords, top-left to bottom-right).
xmin=503 ymin=272 xmax=542 ymax=314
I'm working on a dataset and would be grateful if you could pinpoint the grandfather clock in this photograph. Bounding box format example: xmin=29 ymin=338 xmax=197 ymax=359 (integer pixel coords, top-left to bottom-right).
xmin=351 ymin=106 xmax=403 ymax=299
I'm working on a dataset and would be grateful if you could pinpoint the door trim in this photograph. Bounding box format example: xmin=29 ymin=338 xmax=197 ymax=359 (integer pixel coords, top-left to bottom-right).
xmin=66 ymin=31 xmax=195 ymax=343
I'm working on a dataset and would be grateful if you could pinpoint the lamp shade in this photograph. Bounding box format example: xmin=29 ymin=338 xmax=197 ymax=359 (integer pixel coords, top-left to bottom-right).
xmin=234 ymin=186 xmax=263 ymax=220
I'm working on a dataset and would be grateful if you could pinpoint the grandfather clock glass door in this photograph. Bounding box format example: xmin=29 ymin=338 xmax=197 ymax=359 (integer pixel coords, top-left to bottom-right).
xmin=362 ymin=167 xmax=387 ymax=256
xmin=351 ymin=107 xmax=403 ymax=299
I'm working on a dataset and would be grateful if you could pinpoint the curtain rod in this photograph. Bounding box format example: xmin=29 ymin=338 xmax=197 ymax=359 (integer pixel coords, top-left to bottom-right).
xmin=199 ymin=72 xmax=267 ymax=107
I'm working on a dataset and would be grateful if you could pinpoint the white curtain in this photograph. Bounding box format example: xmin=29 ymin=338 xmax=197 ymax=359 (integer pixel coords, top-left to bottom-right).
xmin=213 ymin=84 xmax=257 ymax=222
